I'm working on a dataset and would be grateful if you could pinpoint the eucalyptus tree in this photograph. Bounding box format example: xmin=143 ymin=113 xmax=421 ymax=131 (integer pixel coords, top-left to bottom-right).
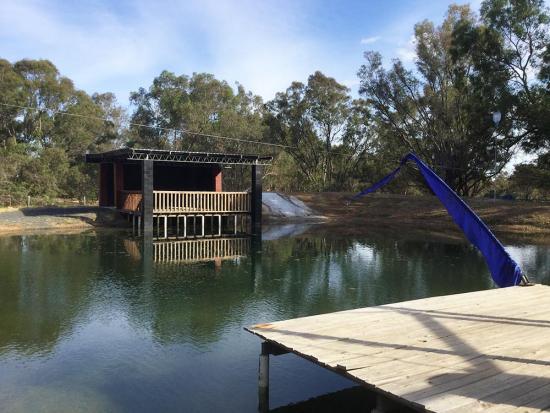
xmin=128 ymin=71 xmax=265 ymax=154
xmin=480 ymin=0 xmax=550 ymax=151
xmin=358 ymin=5 xmax=523 ymax=196
xmin=0 ymin=59 xmax=122 ymax=199
xmin=265 ymin=71 xmax=373 ymax=191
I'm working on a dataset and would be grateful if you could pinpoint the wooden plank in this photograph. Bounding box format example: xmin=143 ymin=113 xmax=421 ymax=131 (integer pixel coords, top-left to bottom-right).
xmin=247 ymin=285 xmax=550 ymax=412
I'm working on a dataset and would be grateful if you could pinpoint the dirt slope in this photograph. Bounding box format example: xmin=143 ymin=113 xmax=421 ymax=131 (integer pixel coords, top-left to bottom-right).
xmin=293 ymin=192 xmax=550 ymax=243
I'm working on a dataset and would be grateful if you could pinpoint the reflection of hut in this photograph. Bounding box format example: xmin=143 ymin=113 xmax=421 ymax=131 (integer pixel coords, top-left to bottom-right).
xmin=85 ymin=148 xmax=272 ymax=237
xmin=154 ymin=237 xmax=250 ymax=263
xmin=123 ymin=238 xmax=142 ymax=261
xmin=122 ymin=237 xmax=250 ymax=264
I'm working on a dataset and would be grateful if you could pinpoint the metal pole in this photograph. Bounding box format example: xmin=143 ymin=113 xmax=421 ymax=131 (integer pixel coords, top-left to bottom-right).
xmin=494 ymin=131 xmax=497 ymax=201
xmin=258 ymin=344 xmax=269 ymax=413
xmin=491 ymin=111 xmax=501 ymax=202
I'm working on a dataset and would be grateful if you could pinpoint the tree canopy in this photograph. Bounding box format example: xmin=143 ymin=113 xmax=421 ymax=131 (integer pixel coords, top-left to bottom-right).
xmin=1 ymin=0 xmax=550 ymax=203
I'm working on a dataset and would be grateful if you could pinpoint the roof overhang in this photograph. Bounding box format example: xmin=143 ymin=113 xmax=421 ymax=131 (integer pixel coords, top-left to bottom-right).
xmin=85 ymin=148 xmax=273 ymax=166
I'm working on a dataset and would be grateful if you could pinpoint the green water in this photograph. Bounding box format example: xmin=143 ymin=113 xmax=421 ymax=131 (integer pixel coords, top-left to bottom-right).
xmin=0 ymin=228 xmax=548 ymax=412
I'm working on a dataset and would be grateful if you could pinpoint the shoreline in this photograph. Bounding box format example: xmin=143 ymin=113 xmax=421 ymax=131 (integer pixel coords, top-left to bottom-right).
xmin=292 ymin=192 xmax=550 ymax=244
xmin=1 ymin=194 xmax=549 ymax=244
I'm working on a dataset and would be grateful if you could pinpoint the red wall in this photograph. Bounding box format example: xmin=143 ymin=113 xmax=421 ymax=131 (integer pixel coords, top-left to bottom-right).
xmin=213 ymin=165 xmax=222 ymax=192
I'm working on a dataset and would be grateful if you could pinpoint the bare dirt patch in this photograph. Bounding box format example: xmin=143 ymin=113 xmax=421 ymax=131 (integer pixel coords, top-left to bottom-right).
xmin=292 ymin=192 xmax=550 ymax=244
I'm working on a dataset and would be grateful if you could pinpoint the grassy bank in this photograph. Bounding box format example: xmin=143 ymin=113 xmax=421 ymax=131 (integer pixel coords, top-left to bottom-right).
xmin=294 ymin=193 xmax=550 ymax=244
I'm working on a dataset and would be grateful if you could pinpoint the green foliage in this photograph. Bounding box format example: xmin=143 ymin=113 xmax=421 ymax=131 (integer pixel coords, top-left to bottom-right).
xmin=129 ymin=71 xmax=265 ymax=154
xmin=0 ymin=59 xmax=123 ymax=202
xmin=265 ymin=71 xmax=374 ymax=191
xmin=511 ymin=152 xmax=550 ymax=199
xmin=359 ymin=5 xmax=520 ymax=196
xmin=2 ymin=0 xmax=550 ymax=200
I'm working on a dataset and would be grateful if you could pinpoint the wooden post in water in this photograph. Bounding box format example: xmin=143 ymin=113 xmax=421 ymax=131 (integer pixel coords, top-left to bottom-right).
xmin=371 ymin=392 xmax=401 ymax=413
xmin=141 ymin=159 xmax=154 ymax=235
xmin=258 ymin=342 xmax=270 ymax=413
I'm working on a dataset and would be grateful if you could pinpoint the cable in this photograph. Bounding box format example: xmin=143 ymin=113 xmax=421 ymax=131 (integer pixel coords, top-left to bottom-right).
xmin=0 ymin=102 xmax=293 ymax=149
xmin=0 ymin=101 xmax=506 ymax=173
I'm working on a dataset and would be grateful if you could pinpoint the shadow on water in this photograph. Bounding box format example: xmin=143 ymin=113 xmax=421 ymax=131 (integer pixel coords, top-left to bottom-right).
xmin=0 ymin=225 xmax=549 ymax=412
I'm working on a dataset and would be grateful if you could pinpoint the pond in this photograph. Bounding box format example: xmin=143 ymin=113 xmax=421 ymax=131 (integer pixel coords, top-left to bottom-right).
xmin=0 ymin=227 xmax=549 ymax=412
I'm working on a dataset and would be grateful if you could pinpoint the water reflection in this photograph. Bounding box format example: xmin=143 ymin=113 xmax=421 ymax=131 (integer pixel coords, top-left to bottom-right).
xmin=0 ymin=229 xmax=549 ymax=412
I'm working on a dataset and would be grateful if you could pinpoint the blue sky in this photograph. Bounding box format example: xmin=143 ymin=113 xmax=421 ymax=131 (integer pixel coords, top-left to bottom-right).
xmin=1 ymin=0 xmax=482 ymax=105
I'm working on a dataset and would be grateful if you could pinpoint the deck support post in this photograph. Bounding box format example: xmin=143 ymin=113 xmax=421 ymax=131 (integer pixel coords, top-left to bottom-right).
xmin=251 ymin=164 xmax=262 ymax=236
xmin=141 ymin=159 xmax=154 ymax=235
xmin=199 ymin=215 xmax=205 ymax=237
xmin=372 ymin=394 xmax=400 ymax=413
xmin=164 ymin=215 xmax=168 ymax=239
xmin=257 ymin=341 xmax=288 ymax=413
xmin=258 ymin=342 xmax=270 ymax=413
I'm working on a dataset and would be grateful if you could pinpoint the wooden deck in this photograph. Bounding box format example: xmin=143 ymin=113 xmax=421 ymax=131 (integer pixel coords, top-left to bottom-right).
xmin=247 ymin=284 xmax=550 ymax=412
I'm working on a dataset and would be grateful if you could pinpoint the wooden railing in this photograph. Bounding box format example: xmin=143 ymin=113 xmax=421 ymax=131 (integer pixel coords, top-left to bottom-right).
xmin=153 ymin=191 xmax=250 ymax=214
xmin=154 ymin=237 xmax=250 ymax=263
xmin=119 ymin=191 xmax=142 ymax=212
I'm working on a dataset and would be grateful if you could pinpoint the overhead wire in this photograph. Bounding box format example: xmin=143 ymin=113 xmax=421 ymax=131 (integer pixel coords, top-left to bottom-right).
xmin=0 ymin=101 xmax=503 ymax=173
xmin=0 ymin=102 xmax=294 ymax=150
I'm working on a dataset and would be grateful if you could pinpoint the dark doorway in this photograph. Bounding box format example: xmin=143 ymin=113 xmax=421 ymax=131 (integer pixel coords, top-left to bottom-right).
xmin=100 ymin=163 xmax=115 ymax=207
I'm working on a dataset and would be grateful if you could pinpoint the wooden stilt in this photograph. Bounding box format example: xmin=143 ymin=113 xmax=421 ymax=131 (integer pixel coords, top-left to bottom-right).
xmin=371 ymin=394 xmax=399 ymax=413
xmin=258 ymin=344 xmax=269 ymax=413
xmin=164 ymin=215 xmax=168 ymax=239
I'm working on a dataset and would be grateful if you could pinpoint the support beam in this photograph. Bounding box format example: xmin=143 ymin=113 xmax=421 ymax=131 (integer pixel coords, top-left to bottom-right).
xmin=141 ymin=159 xmax=154 ymax=235
xmin=183 ymin=216 xmax=187 ymax=238
xmin=371 ymin=394 xmax=400 ymax=413
xmin=251 ymin=164 xmax=263 ymax=236
xmin=258 ymin=343 xmax=270 ymax=413
xmin=257 ymin=341 xmax=288 ymax=413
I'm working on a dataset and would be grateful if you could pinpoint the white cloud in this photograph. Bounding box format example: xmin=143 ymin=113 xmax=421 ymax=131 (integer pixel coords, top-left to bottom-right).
xmin=0 ymin=0 xmax=180 ymax=102
xmin=179 ymin=0 xmax=321 ymax=100
xmin=0 ymin=0 xmax=328 ymax=103
xmin=396 ymin=35 xmax=417 ymax=63
xmin=0 ymin=0 xmax=490 ymax=104
xmin=360 ymin=36 xmax=381 ymax=45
